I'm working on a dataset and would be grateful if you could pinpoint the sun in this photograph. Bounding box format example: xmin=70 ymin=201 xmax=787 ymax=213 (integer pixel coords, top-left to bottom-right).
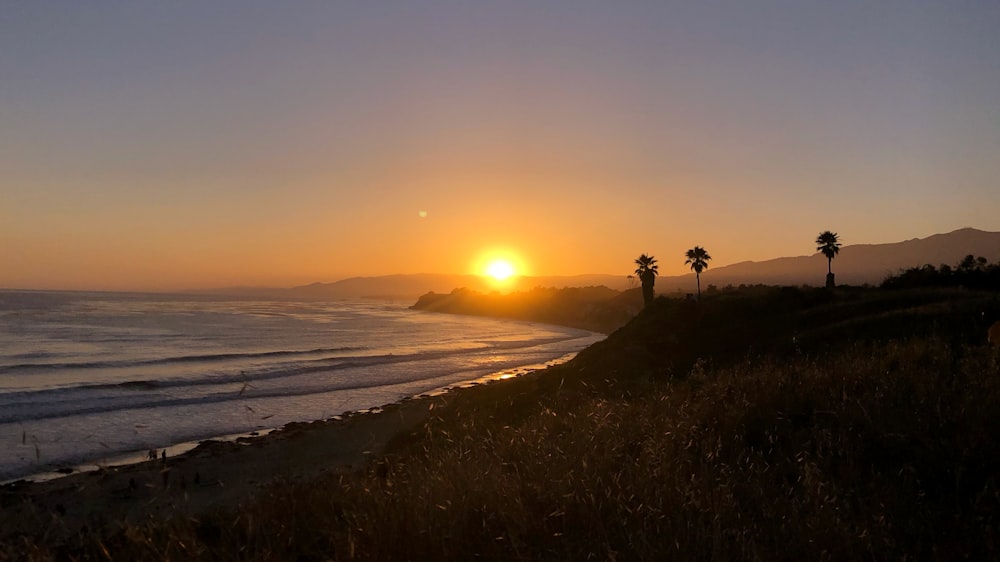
xmin=485 ymin=260 xmax=516 ymax=281
xmin=473 ymin=248 xmax=528 ymax=284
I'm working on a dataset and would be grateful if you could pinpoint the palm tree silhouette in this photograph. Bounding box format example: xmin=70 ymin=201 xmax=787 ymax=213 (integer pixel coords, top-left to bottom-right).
xmin=815 ymin=231 xmax=842 ymax=288
xmin=684 ymin=246 xmax=712 ymax=299
xmin=634 ymin=254 xmax=659 ymax=307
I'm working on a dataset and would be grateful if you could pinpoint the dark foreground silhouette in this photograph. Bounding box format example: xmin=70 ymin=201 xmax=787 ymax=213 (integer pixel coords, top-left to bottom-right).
xmin=4 ymin=284 xmax=1000 ymax=560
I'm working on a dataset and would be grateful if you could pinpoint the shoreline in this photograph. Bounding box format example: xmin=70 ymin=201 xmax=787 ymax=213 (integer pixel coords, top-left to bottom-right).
xmin=1 ymin=350 xmax=581 ymax=488
xmin=0 ymin=292 xmax=603 ymax=486
xmin=1 ymin=397 xmax=436 ymax=541
xmin=0 ymin=351 xmax=583 ymax=541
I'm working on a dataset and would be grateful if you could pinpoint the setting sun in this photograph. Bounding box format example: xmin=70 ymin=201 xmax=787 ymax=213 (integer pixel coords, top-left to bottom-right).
xmin=485 ymin=260 xmax=515 ymax=281
xmin=473 ymin=247 xmax=528 ymax=284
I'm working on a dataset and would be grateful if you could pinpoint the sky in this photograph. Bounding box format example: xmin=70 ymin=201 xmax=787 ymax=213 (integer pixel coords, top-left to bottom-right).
xmin=2 ymin=1 xmax=999 ymax=291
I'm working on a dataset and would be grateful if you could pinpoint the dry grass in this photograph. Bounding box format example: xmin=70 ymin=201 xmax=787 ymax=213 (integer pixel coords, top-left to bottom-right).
xmin=8 ymin=336 xmax=998 ymax=561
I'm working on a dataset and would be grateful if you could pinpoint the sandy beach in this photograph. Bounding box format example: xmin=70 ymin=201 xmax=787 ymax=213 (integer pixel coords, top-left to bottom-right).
xmin=0 ymin=392 xmax=445 ymax=543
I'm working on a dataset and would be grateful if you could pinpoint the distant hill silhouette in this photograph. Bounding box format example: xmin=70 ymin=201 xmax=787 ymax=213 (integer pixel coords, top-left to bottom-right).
xmin=288 ymin=274 xmax=636 ymax=299
xmin=198 ymin=274 xmax=635 ymax=300
xmin=197 ymin=228 xmax=1000 ymax=298
xmin=663 ymin=228 xmax=1000 ymax=290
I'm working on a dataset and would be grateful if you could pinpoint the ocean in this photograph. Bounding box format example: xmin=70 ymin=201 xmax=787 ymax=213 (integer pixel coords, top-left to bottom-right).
xmin=0 ymin=290 xmax=603 ymax=482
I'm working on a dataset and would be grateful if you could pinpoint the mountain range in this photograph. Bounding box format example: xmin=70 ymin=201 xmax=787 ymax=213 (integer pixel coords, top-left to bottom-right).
xmin=205 ymin=228 xmax=1000 ymax=299
xmin=665 ymin=227 xmax=1000 ymax=292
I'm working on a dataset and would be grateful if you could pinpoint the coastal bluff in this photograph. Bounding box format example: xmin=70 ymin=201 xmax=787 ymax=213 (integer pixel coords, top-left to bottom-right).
xmin=411 ymin=285 xmax=643 ymax=334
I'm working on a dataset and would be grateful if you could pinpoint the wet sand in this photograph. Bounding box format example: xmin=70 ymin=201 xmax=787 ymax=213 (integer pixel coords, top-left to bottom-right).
xmin=0 ymin=394 xmax=444 ymax=542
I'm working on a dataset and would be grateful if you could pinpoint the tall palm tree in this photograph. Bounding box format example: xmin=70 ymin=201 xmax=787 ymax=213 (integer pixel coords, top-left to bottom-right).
xmin=684 ymin=246 xmax=712 ymax=299
xmin=816 ymin=231 xmax=841 ymax=288
xmin=634 ymin=254 xmax=659 ymax=307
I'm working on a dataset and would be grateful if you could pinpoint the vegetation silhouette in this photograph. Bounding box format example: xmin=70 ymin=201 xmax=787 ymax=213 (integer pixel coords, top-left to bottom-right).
xmin=881 ymin=254 xmax=1000 ymax=291
xmin=633 ymin=254 xmax=658 ymax=307
xmin=815 ymin=231 xmax=841 ymax=288
xmin=959 ymin=253 xmax=989 ymax=272
xmin=684 ymin=246 xmax=712 ymax=299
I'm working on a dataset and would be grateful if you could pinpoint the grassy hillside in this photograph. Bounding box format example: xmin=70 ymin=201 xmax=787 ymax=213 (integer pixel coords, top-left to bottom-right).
xmin=560 ymin=285 xmax=1000 ymax=385
xmin=6 ymin=287 xmax=1000 ymax=560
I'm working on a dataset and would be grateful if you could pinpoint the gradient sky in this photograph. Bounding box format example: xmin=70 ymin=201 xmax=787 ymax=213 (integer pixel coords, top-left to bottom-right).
xmin=3 ymin=1 xmax=999 ymax=291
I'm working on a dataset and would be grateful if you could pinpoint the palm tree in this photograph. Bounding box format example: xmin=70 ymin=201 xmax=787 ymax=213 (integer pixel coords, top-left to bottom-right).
xmin=684 ymin=246 xmax=712 ymax=299
xmin=816 ymin=231 xmax=841 ymax=288
xmin=634 ymin=254 xmax=659 ymax=307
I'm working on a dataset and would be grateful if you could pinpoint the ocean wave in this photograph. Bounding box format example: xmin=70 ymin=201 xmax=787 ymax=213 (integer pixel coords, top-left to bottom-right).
xmin=115 ymin=380 xmax=160 ymax=390
xmin=0 ymin=356 xmax=543 ymax=424
xmin=0 ymin=345 xmax=370 ymax=373
xmin=0 ymin=339 xmax=566 ymax=400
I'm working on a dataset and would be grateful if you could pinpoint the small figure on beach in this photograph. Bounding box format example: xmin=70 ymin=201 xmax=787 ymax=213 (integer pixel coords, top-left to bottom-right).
xmin=161 ymin=449 xmax=167 ymax=462
xmin=147 ymin=449 xmax=157 ymax=462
